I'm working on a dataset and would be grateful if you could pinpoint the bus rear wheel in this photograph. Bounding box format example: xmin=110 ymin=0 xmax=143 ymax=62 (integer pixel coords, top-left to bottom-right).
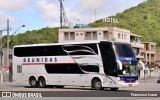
xmin=38 ymin=77 xmax=46 ymax=88
xmin=92 ymin=79 xmax=103 ymax=90
xmin=29 ymin=77 xmax=38 ymax=88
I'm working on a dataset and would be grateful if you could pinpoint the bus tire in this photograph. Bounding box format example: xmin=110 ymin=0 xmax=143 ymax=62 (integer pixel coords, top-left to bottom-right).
xmin=38 ymin=77 xmax=46 ymax=88
xmin=29 ymin=77 xmax=38 ymax=88
xmin=92 ymin=79 xmax=103 ymax=90
xmin=110 ymin=88 xmax=119 ymax=91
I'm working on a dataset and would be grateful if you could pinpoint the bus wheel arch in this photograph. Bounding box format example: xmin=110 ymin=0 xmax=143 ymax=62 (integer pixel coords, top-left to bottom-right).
xmin=38 ymin=76 xmax=46 ymax=88
xmin=91 ymin=77 xmax=103 ymax=90
xmin=29 ymin=76 xmax=38 ymax=88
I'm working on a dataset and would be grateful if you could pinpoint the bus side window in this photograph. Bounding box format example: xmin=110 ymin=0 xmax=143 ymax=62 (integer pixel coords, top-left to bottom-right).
xmin=62 ymin=44 xmax=98 ymax=55
xmin=80 ymin=65 xmax=99 ymax=72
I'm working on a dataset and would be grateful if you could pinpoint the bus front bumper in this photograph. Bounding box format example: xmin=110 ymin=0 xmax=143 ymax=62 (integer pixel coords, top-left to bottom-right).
xmin=117 ymin=81 xmax=139 ymax=87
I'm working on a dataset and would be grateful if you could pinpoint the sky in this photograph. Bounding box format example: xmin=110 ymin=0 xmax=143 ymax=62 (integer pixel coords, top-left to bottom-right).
xmin=0 ymin=0 xmax=146 ymax=36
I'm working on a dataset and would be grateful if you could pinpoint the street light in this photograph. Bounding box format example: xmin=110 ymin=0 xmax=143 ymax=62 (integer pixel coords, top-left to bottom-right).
xmin=6 ymin=24 xmax=25 ymax=66
xmin=12 ymin=25 xmax=25 ymax=36
xmin=6 ymin=24 xmax=25 ymax=82
xmin=1 ymin=25 xmax=25 ymax=48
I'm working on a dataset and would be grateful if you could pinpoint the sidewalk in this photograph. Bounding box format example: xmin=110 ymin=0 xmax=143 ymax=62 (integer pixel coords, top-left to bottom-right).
xmin=0 ymin=82 xmax=27 ymax=89
xmin=139 ymin=77 xmax=158 ymax=82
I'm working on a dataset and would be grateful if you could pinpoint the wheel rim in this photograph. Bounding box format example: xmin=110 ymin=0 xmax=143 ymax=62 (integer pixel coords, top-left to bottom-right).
xmin=95 ymin=81 xmax=101 ymax=88
xmin=31 ymin=79 xmax=36 ymax=86
xmin=93 ymin=79 xmax=102 ymax=90
xmin=39 ymin=79 xmax=45 ymax=87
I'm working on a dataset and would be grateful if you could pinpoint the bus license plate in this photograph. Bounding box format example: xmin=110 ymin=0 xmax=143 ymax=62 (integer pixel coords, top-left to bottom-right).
xmin=129 ymin=84 xmax=132 ymax=86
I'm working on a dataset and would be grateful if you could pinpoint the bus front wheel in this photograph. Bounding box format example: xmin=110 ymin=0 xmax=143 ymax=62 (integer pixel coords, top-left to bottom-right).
xmin=29 ymin=77 xmax=38 ymax=88
xmin=92 ymin=79 xmax=103 ymax=90
xmin=38 ymin=77 xmax=46 ymax=88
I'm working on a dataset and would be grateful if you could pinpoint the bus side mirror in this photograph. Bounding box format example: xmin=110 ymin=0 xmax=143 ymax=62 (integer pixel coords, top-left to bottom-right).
xmin=117 ymin=60 xmax=122 ymax=70
xmin=123 ymin=71 xmax=126 ymax=74
xmin=138 ymin=61 xmax=145 ymax=71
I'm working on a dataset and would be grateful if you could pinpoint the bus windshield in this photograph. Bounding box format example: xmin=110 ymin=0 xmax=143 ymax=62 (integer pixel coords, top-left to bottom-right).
xmin=114 ymin=43 xmax=135 ymax=57
xmin=119 ymin=65 xmax=138 ymax=77
xmin=114 ymin=43 xmax=138 ymax=77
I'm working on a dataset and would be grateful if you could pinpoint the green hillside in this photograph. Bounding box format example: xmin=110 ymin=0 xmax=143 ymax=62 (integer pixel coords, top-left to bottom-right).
xmin=2 ymin=27 xmax=58 ymax=48
xmin=91 ymin=0 xmax=160 ymax=47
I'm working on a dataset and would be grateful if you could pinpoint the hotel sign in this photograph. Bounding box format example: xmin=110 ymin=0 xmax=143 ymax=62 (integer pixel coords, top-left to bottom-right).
xmin=103 ymin=17 xmax=119 ymax=23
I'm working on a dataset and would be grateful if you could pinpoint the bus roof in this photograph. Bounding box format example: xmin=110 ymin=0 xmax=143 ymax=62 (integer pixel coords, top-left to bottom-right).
xmin=13 ymin=40 xmax=128 ymax=48
xmin=13 ymin=40 xmax=106 ymax=48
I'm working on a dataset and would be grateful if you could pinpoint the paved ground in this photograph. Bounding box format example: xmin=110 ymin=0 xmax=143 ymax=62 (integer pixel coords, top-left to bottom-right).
xmin=0 ymin=78 xmax=159 ymax=91
xmin=0 ymin=78 xmax=160 ymax=99
xmin=119 ymin=77 xmax=160 ymax=91
xmin=0 ymin=77 xmax=159 ymax=91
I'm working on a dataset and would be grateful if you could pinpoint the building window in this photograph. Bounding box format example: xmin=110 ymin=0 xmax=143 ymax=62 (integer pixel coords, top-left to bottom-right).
xmin=118 ymin=33 xmax=121 ymax=39
xmin=81 ymin=33 xmax=83 ymax=35
xmin=64 ymin=32 xmax=69 ymax=40
xmin=92 ymin=32 xmax=97 ymax=40
xmin=124 ymin=34 xmax=126 ymax=40
xmin=85 ymin=32 xmax=97 ymax=40
xmin=76 ymin=33 xmax=79 ymax=36
xmin=70 ymin=32 xmax=75 ymax=40
xmin=103 ymin=31 xmax=109 ymax=39
xmin=85 ymin=32 xmax=91 ymax=40
xmin=64 ymin=32 xmax=75 ymax=40
xmin=156 ymin=68 xmax=158 ymax=72
xmin=122 ymin=34 xmax=123 ymax=39
xmin=9 ymin=54 xmax=12 ymax=59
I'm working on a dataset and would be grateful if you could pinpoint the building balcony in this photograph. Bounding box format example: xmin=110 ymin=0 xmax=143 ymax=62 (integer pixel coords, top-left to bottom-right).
xmin=144 ymin=49 xmax=155 ymax=52
xmin=136 ymin=53 xmax=144 ymax=59
xmin=149 ymin=50 xmax=156 ymax=54
xmin=141 ymin=60 xmax=156 ymax=63
xmin=140 ymin=49 xmax=156 ymax=54
xmin=130 ymin=42 xmax=144 ymax=48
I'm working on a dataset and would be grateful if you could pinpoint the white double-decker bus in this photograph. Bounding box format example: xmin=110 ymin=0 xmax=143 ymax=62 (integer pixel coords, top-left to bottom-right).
xmin=13 ymin=41 xmax=139 ymax=90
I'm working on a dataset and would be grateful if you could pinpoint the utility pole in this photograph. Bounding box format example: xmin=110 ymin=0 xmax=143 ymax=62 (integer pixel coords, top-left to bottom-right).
xmin=60 ymin=0 xmax=63 ymax=28
xmin=0 ymin=19 xmax=11 ymax=68
xmin=0 ymin=30 xmax=2 ymax=68
xmin=59 ymin=0 xmax=68 ymax=28
xmin=6 ymin=19 xmax=9 ymax=67
xmin=95 ymin=8 xmax=97 ymax=22
xmin=0 ymin=20 xmax=8 ymax=82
